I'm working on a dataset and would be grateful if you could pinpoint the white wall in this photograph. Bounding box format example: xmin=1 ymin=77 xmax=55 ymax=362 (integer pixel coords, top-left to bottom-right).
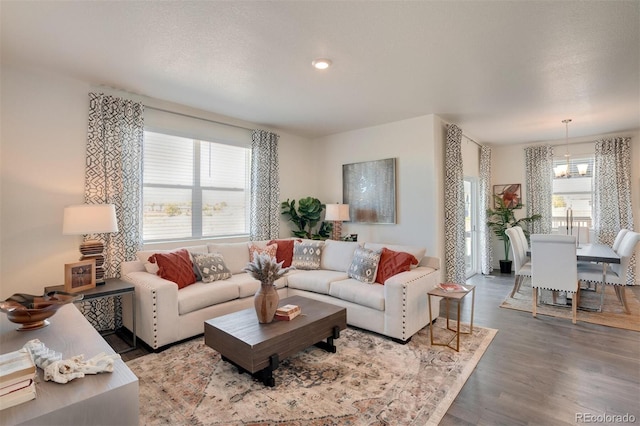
xmin=312 ymin=115 xmax=444 ymax=265
xmin=0 ymin=64 xmax=316 ymax=298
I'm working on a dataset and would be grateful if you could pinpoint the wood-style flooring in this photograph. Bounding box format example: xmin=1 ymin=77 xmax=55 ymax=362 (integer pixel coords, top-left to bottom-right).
xmin=105 ymin=271 xmax=640 ymax=425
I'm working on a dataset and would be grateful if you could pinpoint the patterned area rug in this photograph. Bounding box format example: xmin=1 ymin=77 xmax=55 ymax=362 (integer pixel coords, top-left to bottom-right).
xmin=500 ymin=280 xmax=640 ymax=331
xmin=127 ymin=320 xmax=497 ymax=425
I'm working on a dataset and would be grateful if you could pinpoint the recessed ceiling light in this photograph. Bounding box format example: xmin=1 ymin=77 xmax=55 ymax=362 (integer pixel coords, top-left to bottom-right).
xmin=312 ymin=58 xmax=332 ymax=70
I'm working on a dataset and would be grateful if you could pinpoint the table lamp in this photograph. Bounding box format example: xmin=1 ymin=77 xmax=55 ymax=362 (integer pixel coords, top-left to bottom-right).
xmin=325 ymin=204 xmax=350 ymax=240
xmin=63 ymin=204 xmax=119 ymax=284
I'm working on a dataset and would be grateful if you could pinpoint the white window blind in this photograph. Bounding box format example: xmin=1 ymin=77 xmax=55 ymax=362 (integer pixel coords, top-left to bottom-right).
xmin=143 ymin=130 xmax=251 ymax=242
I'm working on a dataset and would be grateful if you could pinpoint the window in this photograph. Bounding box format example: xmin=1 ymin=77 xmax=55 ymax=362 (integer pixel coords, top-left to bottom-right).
xmin=143 ymin=131 xmax=251 ymax=242
xmin=552 ymin=156 xmax=594 ymax=231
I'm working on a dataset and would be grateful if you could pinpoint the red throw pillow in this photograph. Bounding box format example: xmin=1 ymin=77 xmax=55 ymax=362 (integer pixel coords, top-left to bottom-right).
xmin=149 ymin=248 xmax=197 ymax=289
xmin=375 ymin=247 xmax=419 ymax=284
xmin=267 ymin=239 xmax=301 ymax=268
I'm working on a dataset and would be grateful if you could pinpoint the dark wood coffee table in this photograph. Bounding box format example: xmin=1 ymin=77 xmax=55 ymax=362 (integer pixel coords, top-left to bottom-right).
xmin=204 ymin=295 xmax=347 ymax=387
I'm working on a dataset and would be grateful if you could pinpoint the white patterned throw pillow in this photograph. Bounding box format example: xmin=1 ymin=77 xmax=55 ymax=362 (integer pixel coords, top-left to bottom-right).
xmin=192 ymin=253 xmax=232 ymax=283
xmin=292 ymin=240 xmax=324 ymax=270
xmin=348 ymin=247 xmax=382 ymax=284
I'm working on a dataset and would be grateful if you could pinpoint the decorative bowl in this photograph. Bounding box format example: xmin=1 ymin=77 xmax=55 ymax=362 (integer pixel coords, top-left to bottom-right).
xmin=0 ymin=291 xmax=84 ymax=331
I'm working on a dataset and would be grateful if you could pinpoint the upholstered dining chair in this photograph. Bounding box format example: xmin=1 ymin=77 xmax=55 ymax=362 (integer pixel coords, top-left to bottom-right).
xmin=578 ymin=231 xmax=640 ymax=314
xmin=513 ymin=226 xmax=530 ymax=259
xmin=612 ymin=229 xmax=630 ymax=253
xmin=505 ymin=227 xmax=530 ymax=297
xmin=531 ymin=234 xmax=580 ymax=324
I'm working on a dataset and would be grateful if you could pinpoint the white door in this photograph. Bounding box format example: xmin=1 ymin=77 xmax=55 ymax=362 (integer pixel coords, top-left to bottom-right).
xmin=464 ymin=178 xmax=479 ymax=278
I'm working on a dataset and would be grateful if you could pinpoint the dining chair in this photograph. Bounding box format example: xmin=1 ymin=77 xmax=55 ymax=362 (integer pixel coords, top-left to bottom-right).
xmin=505 ymin=227 xmax=530 ymax=297
xmin=513 ymin=226 xmax=530 ymax=258
xmin=612 ymin=229 xmax=630 ymax=253
xmin=531 ymin=234 xmax=580 ymax=324
xmin=578 ymin=230 xmax=640 ymax=314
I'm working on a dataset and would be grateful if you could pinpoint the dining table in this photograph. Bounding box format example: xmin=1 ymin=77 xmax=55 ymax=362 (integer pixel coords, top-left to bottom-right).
xmin=528 ymin=243 xmax=622 ymax=313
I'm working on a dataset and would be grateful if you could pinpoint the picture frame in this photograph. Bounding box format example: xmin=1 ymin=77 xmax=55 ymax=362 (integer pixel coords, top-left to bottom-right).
xmin=64 ymin=259 xmax=96 ymax=293
xmin=493 ymin=184 xmax=522 ymax=209
xmin=343 ymin=158 xmax=397 ymax=224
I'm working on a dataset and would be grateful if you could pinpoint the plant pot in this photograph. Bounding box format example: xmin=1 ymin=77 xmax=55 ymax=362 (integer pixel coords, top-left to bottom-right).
xmin=254 ymin=283 xmax=279 ymax=323
xmin=499 ymin=260 xmax=513 ymax=274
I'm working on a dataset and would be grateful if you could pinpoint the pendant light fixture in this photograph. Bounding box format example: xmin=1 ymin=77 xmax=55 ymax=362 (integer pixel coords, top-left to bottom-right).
xmin=554 ymin=119 xmax=589 ymax=178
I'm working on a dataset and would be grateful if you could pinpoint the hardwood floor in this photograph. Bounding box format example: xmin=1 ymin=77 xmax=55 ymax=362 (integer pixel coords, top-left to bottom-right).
xmin=106 ymin=272 xmax=640 ymax=425
xmin=441 ymin=272 xmax=640 ymax=426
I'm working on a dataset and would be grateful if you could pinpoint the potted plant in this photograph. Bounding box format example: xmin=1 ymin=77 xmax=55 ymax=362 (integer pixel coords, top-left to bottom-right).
xmin=486 ymin=195 xmax=541 ymax=273
xmin=280 ymin=197 xmax=332 ymax=240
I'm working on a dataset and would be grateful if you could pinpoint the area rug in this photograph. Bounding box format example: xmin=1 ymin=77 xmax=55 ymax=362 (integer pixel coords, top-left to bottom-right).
xmin=126 ymin=320 xmax=497 ymax=425
xmin=501 ymin=280 xmax=640 ymax=331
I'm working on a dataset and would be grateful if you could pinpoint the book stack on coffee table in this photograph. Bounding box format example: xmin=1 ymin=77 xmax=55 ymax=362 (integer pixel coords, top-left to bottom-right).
xmin=0 ymin=349 xmax=36 ymax=410
xmin=275 ymin=304 xmax=301 ymax=321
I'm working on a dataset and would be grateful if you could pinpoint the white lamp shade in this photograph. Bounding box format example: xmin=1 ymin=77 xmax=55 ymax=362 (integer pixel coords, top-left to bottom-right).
xmin=325 ymin=204 xmax=350 ymax=221
xmin=577 ymin=163 xmax=589 ymax=175
xmin=63 ymin=204 xmax=119 ymax=235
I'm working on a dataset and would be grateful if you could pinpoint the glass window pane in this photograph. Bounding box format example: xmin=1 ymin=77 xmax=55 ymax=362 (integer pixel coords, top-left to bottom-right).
xmin=143 ymin=188 xmax=192 ymax=240
xmin=202 ymin=190 xmax=248 ymax=236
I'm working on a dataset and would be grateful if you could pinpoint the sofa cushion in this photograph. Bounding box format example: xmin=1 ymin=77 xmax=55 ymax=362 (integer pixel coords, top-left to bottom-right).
xmin=321 ymin=240 xmax=361 ymax=272
xmin=286 ymin=270 xmax=348 ymax=294
xmin=177 ymin=281 xmax=240 ymax=315
xmin=248 ymin=243 xmax=278 ymax=262
xmin=207 ymin=242 xmax=250 ymax=274
xmin=348 ymin=247 xmax=381 ymax=284
xmin=136 ymin=245 xmax=208 ymax=277
xmin=364 ymin=243 xmax=426 ymax=265
xmin=329 ymin=279 xmax=385 ymax=311
xmin=267 ymin=239 xmax=300 ymax=267
xmin=292 ymin=240 xmax=324 ymax=270
xmin=192 ymin=253 xmax=232 ymax=282
xmin=375 ymin=247 xmax=419 ymax=284
xmin=149 ymin=249 xmax=197 ymax=289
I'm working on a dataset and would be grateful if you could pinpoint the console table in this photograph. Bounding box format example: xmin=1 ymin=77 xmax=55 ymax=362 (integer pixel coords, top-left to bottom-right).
xmin=0 ymin=304 xmax=139 ymax=425
xmin=45 ymin=278 xmax=136 ymax=353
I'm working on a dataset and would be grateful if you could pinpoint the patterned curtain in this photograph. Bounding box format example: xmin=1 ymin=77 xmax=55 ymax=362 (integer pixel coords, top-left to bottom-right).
xmin=479 ymin=145 xmax=493 ymax=275
xmin=444 ymin=125 xmax=466 ymax=284
xmin=250 ymin=130 xmax=280 ymax=241
xmin=524 ymin=146 xmax=553 ymax=234
xmin=83 ymin=93 xmax=143 ymax=331
xmin=594 ymin=137 xmax=635 ymax=285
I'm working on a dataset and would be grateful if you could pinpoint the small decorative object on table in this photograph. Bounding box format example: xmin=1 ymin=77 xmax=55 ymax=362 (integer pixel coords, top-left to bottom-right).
xmin=0 ymin=292 xmax=83 ymax=331
xmin=243 ymin=253 xmax=292 ymax=323
xmin=275 ymin=304 xmax=301 ymax=321
xmin=437 ymin=283 xmax=469 ymax=292
xmin=0 ymin=347 xmax=37 ymax=410
xmin=64 ymin=259 xmax=96 ymax=293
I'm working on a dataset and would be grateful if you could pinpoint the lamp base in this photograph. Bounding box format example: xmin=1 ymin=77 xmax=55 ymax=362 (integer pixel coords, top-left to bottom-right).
xmin=79 ymin=240 xmax=106 ymax=284
xmin=331 ymin=221 xmax=343 ymax=240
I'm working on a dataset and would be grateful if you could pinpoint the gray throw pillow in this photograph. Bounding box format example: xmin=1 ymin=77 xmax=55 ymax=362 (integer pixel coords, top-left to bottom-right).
xmin=348 ymin=247 xmax=381 ymax=284
xmin=192 ymin=253 xmax=232 ymax=283
xmin=292 ymin=240 xmax=324 ymax=270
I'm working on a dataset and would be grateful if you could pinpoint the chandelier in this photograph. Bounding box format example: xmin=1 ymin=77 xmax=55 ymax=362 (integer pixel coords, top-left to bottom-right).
xmin=554 ymin=119 xmax=589 ymax=178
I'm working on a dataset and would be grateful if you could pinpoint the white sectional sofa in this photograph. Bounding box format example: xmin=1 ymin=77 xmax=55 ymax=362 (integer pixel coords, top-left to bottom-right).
xmin=121 ymin=239 xmax=441 ymax=350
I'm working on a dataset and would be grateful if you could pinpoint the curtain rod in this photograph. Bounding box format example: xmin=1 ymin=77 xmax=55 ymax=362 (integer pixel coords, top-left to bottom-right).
xmin=145 ymin=106 xmax=254 ymax=132
xmin=445 ymin=124 xmax=482 ymax=147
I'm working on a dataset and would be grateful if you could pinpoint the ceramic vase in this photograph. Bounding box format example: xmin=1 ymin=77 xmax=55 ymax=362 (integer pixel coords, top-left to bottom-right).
xmin=254 ymin=283 xmax=279 ymax=323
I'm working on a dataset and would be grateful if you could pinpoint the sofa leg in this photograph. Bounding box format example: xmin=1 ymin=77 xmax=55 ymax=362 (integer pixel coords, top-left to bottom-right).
xmin=391 ymin=336 xmax=411 ymax=345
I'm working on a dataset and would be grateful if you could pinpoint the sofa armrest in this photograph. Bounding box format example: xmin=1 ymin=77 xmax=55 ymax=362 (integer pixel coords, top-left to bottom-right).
xmin=121 ymin=262 xmax=180 ymax=349
xmin=383 ymin=266 xmax=440 ymax=341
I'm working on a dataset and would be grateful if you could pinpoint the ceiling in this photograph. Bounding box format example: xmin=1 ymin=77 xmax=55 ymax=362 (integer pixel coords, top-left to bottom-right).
xmin=2 ymin=1 xmax=639 ymax=144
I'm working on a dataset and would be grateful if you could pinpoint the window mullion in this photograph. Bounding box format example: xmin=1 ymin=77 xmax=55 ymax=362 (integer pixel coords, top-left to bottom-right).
xmin=193 ymin=140 xmax=203 ymax=238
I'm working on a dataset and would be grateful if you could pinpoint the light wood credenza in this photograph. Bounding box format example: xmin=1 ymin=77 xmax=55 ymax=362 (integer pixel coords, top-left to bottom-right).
xmin=0 ymin=304 xmax=139 ymax=425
